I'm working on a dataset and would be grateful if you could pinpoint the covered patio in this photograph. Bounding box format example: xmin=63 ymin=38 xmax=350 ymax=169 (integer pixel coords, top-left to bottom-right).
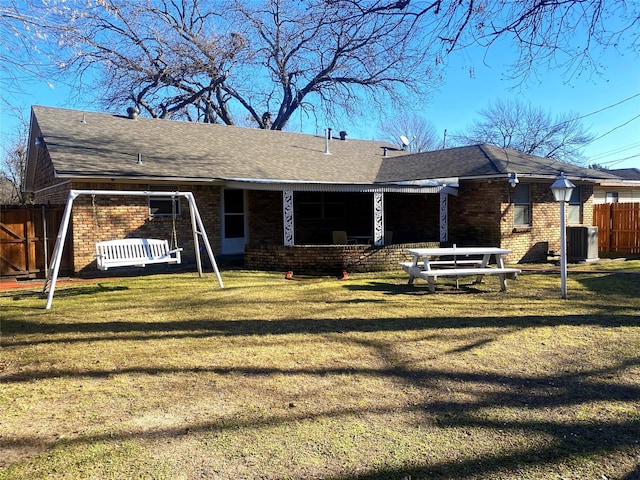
xmin=243 ymin=184 xmax=458 ymax=274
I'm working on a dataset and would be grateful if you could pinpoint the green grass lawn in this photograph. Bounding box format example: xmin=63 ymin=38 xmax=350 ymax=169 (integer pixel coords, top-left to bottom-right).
xmin=1 ymin=264 xmax=639 ymax=479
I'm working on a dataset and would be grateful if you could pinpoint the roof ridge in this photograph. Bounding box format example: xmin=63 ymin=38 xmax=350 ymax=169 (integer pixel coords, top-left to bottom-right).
xmin=477 ymin=144 xmax=503 ymax=174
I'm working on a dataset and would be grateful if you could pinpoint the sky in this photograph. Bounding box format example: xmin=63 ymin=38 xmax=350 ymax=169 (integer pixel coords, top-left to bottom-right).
xmin=2 ymin=21 xmax=639 ymax=171
xmin=328 ymin=43 xmax=640 ymax=170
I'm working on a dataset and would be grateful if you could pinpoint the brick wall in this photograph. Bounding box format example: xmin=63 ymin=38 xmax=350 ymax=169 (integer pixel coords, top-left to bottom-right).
xmin=449 ymin=181 xmax=503 ymax=246
xmin=499 ymin=181 xmax=594 ymax=263
xmin=31 ymin=147 xmax=597 ymax=272
xmin=447 ymin=180 xmax=596 ymax=263
xmin=32 ymin=148 xmax=58 ymax=196
xmin=245 ymin=242 xmax=440 ymax=274
xmin=248 ymin=190 xmax=283 ymax=244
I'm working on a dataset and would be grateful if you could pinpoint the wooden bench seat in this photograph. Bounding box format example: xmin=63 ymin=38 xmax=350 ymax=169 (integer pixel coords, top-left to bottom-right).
xmin=399 ymin=259 xmax=483 ymax=269
xmin=95 ymin=238 xmax=182 ymax=271
xmin=400 ymin=264 xmax=521 ymax=293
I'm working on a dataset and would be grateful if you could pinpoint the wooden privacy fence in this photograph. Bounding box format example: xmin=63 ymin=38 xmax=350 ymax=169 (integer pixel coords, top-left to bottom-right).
xmin=593 ymin=203 xmax=640 ymax=254
xmin=0 ymin=205 xmax=70 ymax=278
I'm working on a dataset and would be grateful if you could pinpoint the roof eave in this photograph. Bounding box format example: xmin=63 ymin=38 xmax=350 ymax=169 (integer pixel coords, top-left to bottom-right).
xmin=54 ymin=172 xmax=226 ymax=185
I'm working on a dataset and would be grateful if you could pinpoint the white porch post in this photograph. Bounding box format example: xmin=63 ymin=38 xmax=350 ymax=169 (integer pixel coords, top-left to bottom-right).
xmin=439 ymin=191 xmax=448 ymax=243
xmin=283 ymin=190 xmax=294 ymax=246
xmin=373 ymin=192 xmax=384 ymax=246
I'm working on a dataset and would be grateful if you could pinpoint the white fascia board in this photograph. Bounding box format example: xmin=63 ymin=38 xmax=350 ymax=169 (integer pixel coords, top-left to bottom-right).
xmin=223 ymin=178 xmax=455 ymax=194
xmin=376 ymin=177 xmax=459 ymax=188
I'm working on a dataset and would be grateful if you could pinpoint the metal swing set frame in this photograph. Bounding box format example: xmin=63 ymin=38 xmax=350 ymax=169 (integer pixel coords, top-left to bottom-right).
xmin=43 ymin=189 xmax=224 ymax=309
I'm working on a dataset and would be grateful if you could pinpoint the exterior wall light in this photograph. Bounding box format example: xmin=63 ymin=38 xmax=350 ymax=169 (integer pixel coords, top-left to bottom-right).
xmin=508 ymin=172 xmax=519 ymax=187
xmin=550 ymin=172 xmax=576 ymax=299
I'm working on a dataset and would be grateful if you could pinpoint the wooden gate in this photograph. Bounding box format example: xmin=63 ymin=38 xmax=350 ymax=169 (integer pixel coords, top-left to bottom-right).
xmin=593 ymin=203 xmax=640 ymax=254
xmin=0 ymin=205 xmax=70 ymax=278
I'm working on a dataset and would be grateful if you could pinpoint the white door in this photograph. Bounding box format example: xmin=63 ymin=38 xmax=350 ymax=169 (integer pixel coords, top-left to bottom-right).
xmin=222 ymin=189 xmax=247 ymax=254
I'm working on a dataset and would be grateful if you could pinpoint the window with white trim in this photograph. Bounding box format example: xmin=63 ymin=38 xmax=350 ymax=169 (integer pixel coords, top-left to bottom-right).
xmin=513 ymin=183 xmax=530 ymax=226
xmin=605 ymin=191 xmax=619 ymax=204
xmin=567 ymin=186 xmax=581 ymax=225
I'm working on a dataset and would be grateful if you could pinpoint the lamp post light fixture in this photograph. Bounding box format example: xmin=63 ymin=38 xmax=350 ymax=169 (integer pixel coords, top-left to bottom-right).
xmin=550 ymin=172 xmax=576 ymax=299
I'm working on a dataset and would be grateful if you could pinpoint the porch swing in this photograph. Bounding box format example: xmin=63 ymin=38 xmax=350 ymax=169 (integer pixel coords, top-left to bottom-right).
xmin=44 ymin=189 xmax=223 ymax=309
xmin=94 ymin=193 xmax=183 ymax=271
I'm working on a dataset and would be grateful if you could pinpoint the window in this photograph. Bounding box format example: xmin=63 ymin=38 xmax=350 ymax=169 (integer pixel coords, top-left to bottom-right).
xmin=148 ymin=186 xmax=181 ymax=217
xmin=605 ymin=191 xmax=619 ymax=204
xmin=568 ymin=186 xmax=581 ymax=224
xmin=513 ymin=183 xmax=530 ymax=226
xmin=296 ymin=192 xmax=346 ymax=219
xmin=223 ymin=189 xmax=245 ymax=238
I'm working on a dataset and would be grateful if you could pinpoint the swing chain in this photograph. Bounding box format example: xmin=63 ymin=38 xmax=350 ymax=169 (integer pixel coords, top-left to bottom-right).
xmin=91 ymin=194 xmax=99 ymax=230
xmin=171 ymin=194 xmax=178 ymax=249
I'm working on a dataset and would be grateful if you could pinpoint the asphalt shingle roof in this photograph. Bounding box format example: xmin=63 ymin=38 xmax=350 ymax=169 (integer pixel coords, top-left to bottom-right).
xmin=376 ymin=143 xmax=618 ymax=182
xmin=31 ymin=106 xmax=405 ymax=184
xmin=609 ymin=168 xmax=640 ymax=181
xmin=29 ymin=106 xmax=619 ymax=186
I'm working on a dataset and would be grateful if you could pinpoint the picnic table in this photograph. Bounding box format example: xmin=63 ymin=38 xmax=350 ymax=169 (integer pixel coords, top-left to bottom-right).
xmin=399 ymin=246 xmax=521 ymax=293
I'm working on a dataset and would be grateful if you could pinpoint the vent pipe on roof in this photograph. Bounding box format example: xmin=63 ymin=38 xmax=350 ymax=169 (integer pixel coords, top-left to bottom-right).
xmin=383 ymin=147 xmax=388 ymax=157
xmin=127 ymin=106 xmax=140 ymax=119
xmin=137 ymin=153 xmax=143 ymax=165
xmin=324 ymin=128 xmax=331 ymax=155
xmin=339 ymin=131 xmax=347 ymax=141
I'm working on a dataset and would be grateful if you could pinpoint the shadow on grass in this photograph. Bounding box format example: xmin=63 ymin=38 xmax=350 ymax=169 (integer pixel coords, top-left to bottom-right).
xmin=3 ymin=312 xmax=639 ymax=349
xmin=7 ymin=284 xmax=129 ymax=302
xmin=3 ymin=272 xmax=639 ymax=477
xmin=2 ymin=357 xmax=639 ymax=479
xmin=575 ymin=272 xmax=640 ymax=296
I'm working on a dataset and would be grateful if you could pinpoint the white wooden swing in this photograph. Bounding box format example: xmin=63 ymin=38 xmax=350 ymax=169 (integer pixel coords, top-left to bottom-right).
xmin=93 ymin=193 xmax=182 ymax=270
xmin=95 ymin=238 xmax=182 ymax=270
xmin=43 ymin=190 xmax=224 ymax=309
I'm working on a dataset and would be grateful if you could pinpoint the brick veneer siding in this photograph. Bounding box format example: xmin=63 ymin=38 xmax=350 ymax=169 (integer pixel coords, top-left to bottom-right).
xmin=248 ymin=190 xmax=284 ymax=245
xmin=445 ymin=180 xmax=595 ymax=263
xmin=448 ymin=181 xmax=504 ymax=247
xmin=245 ymin=242 xmax=440 ymax=274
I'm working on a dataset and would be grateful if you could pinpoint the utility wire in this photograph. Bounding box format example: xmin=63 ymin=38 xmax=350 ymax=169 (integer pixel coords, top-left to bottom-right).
xmin=581 ymin=113 xmax=640 ymax=147
xmin=588 ymin=141 xmax=640 ymax=161
xmin=569 ymin=92 xmax=640 ymax=123
xmin=598 ymin=154 xmax=640 ymax=167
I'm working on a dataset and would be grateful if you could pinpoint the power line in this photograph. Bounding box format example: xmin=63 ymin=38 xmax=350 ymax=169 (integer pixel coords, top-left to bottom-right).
xmin=582 ymin=113 xmax=640 ymax=147
xmin=598 ymin=153 xmax=640 ymax=167
xmin=570 ymin=92 xmax=640 ymax=123
xmin=588 ymin=141 xmax=640 ymax=161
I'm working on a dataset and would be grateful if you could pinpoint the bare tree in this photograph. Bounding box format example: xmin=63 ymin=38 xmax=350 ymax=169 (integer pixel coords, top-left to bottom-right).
xmin=5 ymin=1 xmax=639 ymax=130
xmin=1 ymin=2 xmax=34 ymax=99
xmin=378 ymin=113 xmax=439 ymax=153
xmin=452 ymin=99 xmax=595 ymax=164
xmin=1 ymin=115 xmax=30 ymax=204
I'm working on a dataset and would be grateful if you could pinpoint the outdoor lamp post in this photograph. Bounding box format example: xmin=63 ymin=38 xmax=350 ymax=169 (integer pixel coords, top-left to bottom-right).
xmin=550 ymin=172 xmax=576 ymax=299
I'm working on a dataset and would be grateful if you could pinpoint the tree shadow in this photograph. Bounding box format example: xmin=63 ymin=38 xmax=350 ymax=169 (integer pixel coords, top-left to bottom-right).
xmin=3 ymin=311 xmax=639 ymax=350
xmin=3 ymin=273 xmax=639 ymax=477
xmin=7 ymin=284 xmax=129 ymax=303
xmin=2 ymin=356 xmax=639 ymax=479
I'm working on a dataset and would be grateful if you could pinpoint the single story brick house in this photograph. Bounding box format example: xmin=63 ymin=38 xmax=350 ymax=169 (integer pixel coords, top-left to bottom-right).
xmin=24 ymin=105 xmax=620 ymax=275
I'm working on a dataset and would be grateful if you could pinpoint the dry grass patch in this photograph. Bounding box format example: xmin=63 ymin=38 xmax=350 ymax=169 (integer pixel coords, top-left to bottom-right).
xmin=1 ymin=266 xmax=639 ymax=479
